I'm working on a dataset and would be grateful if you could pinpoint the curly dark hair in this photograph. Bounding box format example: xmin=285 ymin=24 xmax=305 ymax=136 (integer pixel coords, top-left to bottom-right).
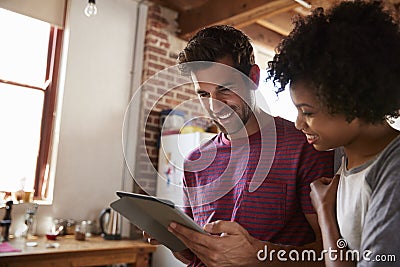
xmin=267 ymin=0 xmax=400 ymax=123
xmin=178 ymin=25 xmax=255 ymax=76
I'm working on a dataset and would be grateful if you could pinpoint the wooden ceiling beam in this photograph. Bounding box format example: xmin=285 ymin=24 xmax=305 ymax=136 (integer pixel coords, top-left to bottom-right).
xmin=241 ymin=23 xmax=284 ymax=52
xmin=256 ymin=19 xmax=291 ymax=36
xmin=178 ymin=0 xmax=298 ymax=39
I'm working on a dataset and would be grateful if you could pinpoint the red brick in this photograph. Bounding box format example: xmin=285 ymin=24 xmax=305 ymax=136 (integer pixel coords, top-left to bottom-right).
xmin=165 ymin=98 xmax=181 ymax=106
xmin=157 ymin=88 xmax=170 ymax=96
xmin=145 ymin=45 xmax=167 ymax=56
xmin=148 ymin=62 xmax=165 ymax=71
xmin=163 ymin=89 xmax=175 ymax=97
xmin=141 ymin=84 xmax=155 ymax=92
xmin=176 ymin=93 xmax=191 ymax=101
xmin=147 ymin=93 xmax=160 ymax=101
xmin=146 ymin=29 xmax=168 ymax=40
xmin=145 ymin=140 xmax=158 ymax=147
xmin=147 ymin=78 xmax=165 ymax=87
xmin=149 ymin=110 xmax=159 ymax=117
xmin=148 ymin=53 xmax=158 ymax=61
xmin=158 ymin=73 xmax=174 ymax=81
xmin=160 ymin=57 xmax=177 ymax=66
xmin=148 ymin=14 xmax=169 ymax=27
xmin=168 ymin=82 xmax=179 ymax=89
xmin=156 ymin=103 xmax=171 ymax=111
xmin=160 ymin=42 xmax=170 ymax=49
xmin=184 ymin=87 xmax=195 ymax=94
xmin=176 ymin=77 xmax=190 ymax=85
xmin=146 ymin=69 xmax=156 ymax=76
xmin=145 ymin=37 xmax=158 ymax=45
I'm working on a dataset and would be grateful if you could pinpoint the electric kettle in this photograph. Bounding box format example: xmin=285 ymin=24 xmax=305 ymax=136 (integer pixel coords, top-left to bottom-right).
xmin=99 ymin=207 xmax=122 ymax=240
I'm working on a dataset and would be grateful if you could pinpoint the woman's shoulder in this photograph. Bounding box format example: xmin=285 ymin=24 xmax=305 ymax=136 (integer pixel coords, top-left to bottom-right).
xmin=366 ymin=135 xmax=400 ymax=191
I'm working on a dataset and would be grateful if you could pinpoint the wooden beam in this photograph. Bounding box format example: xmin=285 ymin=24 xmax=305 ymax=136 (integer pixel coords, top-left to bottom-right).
xmin=256 ymin=19 xmax=291 ymax=36
xmin=149 ymin=0 xmax=210 ymax=12
xmin=240 ymin=23 xmax=284 ymax=52
xmin=178 ymin=0 xmax=298 ymax=39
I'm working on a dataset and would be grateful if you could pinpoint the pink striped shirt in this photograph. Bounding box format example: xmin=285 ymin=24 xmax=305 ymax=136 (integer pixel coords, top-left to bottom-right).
xmin=183 ymin=117 xmax=334 ymax=267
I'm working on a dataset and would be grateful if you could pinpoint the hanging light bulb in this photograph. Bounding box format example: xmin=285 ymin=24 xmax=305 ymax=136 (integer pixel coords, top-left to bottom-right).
xmin=84 ymin=0 xmax=97 ymax=17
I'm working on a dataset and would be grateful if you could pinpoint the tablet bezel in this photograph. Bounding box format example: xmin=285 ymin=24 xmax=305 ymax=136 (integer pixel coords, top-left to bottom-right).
xmin=111 ymin=191 xmax=205 ymax=252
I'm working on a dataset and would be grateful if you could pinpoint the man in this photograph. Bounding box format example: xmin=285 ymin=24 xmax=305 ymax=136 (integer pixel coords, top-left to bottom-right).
xmin=166 ymin=25 xmax=334 ymax=266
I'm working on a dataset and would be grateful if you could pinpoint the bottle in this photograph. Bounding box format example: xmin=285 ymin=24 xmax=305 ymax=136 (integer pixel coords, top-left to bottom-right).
xmin=0 ymin=200 xmax=13 ymax=241
xmin=24 ymin=204 xmax=38 ymax=239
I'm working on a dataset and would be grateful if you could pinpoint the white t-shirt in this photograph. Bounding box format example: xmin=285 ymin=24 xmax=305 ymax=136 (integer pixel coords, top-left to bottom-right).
xmin=335 ymin=135 xmax=400 ymax=267
xmin=336 ymin=157 xmax=374 ymax=250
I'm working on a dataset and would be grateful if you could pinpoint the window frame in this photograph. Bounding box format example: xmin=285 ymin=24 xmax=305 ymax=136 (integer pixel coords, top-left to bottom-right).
xmin=0 ymin=25 xmax=63 ymax=200
xmin=34 ymin=26 xmax=63 ymax=200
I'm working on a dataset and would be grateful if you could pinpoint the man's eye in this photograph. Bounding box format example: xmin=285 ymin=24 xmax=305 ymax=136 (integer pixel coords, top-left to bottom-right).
xmin=198 ymin=93 xmax=209 ymax=98
xmin=220 ymin=87 xmax=232 ymax=93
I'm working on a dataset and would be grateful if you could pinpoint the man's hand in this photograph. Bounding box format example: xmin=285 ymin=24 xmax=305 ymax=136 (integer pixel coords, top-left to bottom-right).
xmin=142 ymin=231 xmax=159 ymax=245
xmin=168 ymin=220 xmax=263 ymax=267
xmin=310 ymin=175 xmax=340 ymax=214
xmin=143 ymin=231 xmax=194 ymax=264
xmin=172 ymin=249 xmax=195 ymax=264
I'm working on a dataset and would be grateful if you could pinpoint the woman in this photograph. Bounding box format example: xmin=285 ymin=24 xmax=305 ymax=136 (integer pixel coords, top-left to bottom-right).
xmin=268 ymin=1 xmax=400 ymax=266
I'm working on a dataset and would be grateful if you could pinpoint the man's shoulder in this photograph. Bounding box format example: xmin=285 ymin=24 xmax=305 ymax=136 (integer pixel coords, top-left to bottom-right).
xmin=185 ymin=133 xmax=222 ymax=160
xmin=273 ymin=116 xmax=307 ymax=141
xmin=273 ymin=117 xmax=334 ymax=161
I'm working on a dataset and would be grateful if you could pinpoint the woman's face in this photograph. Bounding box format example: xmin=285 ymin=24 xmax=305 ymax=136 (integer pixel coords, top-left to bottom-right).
xmin=289 ymin=81 xmax=361 ymax=151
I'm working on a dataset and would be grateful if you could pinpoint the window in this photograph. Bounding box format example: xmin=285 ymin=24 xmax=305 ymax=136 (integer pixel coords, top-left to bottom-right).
xmin=257 ymin=69 xmax=400 ymax=130
xmin=257 ymin=69 xmax=297 ymax=122
xmin=0 ymin=8 xmax=63 ymax=201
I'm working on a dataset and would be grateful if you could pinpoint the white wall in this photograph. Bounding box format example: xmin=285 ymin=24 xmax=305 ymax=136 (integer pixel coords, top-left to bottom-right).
xmin=2 ymin=0 xmax=145 ymax=237
xmin=0 ymin=0 xmax=66 ymax=27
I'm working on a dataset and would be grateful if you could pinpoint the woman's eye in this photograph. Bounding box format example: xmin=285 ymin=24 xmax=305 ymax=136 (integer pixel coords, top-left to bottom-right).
xmin=302 ymin=112 xmax=313 ymax=117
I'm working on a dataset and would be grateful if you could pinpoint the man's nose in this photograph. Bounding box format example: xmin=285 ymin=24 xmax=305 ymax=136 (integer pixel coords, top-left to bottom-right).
xmin=209 ymin=97 xmax=225 ymax=113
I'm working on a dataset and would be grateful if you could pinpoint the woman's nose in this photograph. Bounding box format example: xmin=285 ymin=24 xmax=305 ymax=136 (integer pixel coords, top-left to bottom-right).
xmin=295 ymin=113 xmax=306 ymax=131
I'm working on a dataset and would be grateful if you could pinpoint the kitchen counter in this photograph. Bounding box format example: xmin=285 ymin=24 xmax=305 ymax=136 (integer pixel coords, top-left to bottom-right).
xmin=0 ymin=235 xmax=157 ymax=267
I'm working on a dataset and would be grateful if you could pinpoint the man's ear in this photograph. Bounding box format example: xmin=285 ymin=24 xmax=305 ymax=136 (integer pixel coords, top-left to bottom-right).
xmin=249 ymin=64 xmax=260 ymax=88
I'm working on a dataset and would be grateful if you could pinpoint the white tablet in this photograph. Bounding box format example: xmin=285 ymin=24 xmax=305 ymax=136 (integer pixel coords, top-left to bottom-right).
xmin=110 ymin=191 xmax=205 ymax=252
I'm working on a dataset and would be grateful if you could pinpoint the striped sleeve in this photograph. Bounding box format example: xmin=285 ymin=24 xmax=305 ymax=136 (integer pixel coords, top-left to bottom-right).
xmin=297 ymin=143 xmax=334 ymax=214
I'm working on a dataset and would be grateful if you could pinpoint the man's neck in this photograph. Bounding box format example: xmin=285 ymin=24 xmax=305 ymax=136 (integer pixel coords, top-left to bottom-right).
xmin=227 ymin=107 xmax=273 ymax=140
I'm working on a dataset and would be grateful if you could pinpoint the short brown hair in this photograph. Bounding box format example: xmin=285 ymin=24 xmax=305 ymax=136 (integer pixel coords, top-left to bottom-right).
xmin=178 ymin=25 xmax=255 ymax=76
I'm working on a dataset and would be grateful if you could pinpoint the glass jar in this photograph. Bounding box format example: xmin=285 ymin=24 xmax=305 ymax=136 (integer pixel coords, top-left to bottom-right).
xmin=65 ymin=219 xmax=76 ymax=235
xmin=74 ymin=224 xmax=86 ymax=241
xmin=81 ymin=220 xmax=94 ymax=237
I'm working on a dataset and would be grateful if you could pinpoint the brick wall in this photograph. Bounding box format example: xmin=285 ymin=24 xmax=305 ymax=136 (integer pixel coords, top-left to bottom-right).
xmin=132 ymin=3 xmax=210 ymax=196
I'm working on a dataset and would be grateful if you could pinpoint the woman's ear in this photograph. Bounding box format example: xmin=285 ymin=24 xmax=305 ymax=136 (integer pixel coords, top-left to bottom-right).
xmin=249 ymin=64 xmax=260 ymax=87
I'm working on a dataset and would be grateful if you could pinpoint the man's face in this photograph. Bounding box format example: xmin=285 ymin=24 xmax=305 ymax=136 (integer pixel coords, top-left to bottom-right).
xmin=191 ymin=57 xmax=256 ymax=136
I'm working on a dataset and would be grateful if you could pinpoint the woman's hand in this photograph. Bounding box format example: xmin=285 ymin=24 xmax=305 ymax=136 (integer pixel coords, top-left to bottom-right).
xmin=310 ymin=175 xmax=340 ymax=215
